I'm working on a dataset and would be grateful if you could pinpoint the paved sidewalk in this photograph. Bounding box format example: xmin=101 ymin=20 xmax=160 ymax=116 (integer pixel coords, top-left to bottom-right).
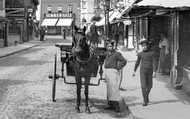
xmin=118 ymin=48 xmax=190 ymax=119
xmin=0 ymin=38 xmax=41 ymax=58
xmin=0 ymin=35 xmax=73 ymax=59
xmin=45 ymin=35 xmax=72 ymax=41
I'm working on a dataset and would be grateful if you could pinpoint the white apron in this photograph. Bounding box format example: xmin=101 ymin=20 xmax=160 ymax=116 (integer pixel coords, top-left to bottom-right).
xmin=105 ymin=69 xmax=122 ymax=101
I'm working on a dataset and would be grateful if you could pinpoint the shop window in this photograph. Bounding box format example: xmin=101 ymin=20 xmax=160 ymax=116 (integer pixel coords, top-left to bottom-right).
xmin=68 ymin=4 xmax=73 ymax=14
xmin=47 ymin=5 xmax=52 ymax=13
xmin=94 ymin=0 xmax=100 ymax=9
xmin=82 ymin=0 xmax=87 ymax=9
xmin=9 ymin=23 xmax=20 ymax=35
xmin=57 ymin=6 xmax=62 ymax=13
xmin=6 ymin=0 xmax=24 ymax=8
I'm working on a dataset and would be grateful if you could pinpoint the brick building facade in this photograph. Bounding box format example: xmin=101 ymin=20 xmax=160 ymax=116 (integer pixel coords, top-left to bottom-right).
xmin=40 ymin=0 xmax=81 ymax=35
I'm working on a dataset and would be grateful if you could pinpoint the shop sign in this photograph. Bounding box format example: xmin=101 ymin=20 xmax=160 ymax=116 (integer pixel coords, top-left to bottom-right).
xmin=46 ymin=13 xmax=72 ymax=18
xmin=123 ymin=20 xmax=131 ymax=25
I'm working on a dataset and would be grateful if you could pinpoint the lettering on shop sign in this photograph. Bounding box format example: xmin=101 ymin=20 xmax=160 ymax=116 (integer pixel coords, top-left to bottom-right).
xmin=46 ymin=13 xmax=72 ymax=18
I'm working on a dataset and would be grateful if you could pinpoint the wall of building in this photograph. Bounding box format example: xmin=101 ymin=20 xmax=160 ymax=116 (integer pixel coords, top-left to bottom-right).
xmin=41 ymin=0 xmax=80 ymax=26
xmin=0 ymin=0 xmax=6 ymax=47
xmin=5 ymin=0 xmax=38 ymax=46
xmin=179 ymin=11 xmax=190 ymax=68
xmin=81 ymin=0 xmax=96 ymax=25
xmin=179 ymin=11 xmax=190 ymax=94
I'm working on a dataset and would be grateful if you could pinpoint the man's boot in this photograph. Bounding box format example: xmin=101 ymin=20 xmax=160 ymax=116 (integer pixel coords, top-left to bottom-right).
xmin=113 ymin=101 xmax=120 ymax=113
xmin=146 ymin=88 xmax=151 ymax=103
xmin=142 ymin=89 xmax=148 ymax=106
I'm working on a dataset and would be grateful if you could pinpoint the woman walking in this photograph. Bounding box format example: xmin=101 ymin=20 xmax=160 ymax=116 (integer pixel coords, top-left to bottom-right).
xmin=133 ymin=39 xmax=154 ymax=106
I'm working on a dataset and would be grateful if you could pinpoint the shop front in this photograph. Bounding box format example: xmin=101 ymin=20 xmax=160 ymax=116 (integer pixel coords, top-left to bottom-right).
xmin=41 ymin=13 xmax=73 ymax=35
xmin=8 ymin=19 xmax=26 ymax=44
xmin=96 ymin=9 xmax=132 ymax=48
xmin=178 ymin=11 xmax=190 ymax=93
xmin=128 ymin=0 xmax=190 ymax=91
xmin=41 ymin=18 xmax=59 ymax=34
xmin=0 ymin=18 xmax=7 ymax=47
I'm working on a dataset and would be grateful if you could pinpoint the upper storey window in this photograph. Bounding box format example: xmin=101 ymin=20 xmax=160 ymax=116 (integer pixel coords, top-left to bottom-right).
xmin=6 ymin=0 xmax=24 ymax=8
xmin=47 ymin=5 xmax=52 ymax=13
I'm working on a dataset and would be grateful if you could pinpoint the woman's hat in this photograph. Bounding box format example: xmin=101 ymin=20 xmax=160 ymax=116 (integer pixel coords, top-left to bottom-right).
xmin=139 ymin=38 xmax=149 ymax=44
xmin=107 ymin=40 xmax=115 ymax=46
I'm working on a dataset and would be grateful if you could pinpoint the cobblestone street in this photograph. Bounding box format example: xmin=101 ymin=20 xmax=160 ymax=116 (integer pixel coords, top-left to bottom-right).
xmin=0 ymin=38 xmax=190 ymax=119
xmin=0 ymin=38 xmax=133 ymax=119
xmin=1 ymin=0 xmax=190 ymax=118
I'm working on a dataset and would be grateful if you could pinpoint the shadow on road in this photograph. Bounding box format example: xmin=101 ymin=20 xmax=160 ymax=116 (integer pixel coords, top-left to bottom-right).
xmin=90 ymin=98 xmax=131 ymax=118
xmin=53 ymin=97 xmax=131 ymax=118
xmin=149 ymin=99 xmax=180 ymax=105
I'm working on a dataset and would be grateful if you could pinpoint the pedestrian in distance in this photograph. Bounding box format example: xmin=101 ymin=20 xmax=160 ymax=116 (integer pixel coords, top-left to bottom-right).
xmin=104 ymin=40 xmax=129 ymax=113
xmin=158 ymin=33 xmax=170 ymax=75
xmin=132 ymin=38 xmax=154 ymax=106
xmin=62 ymin=28 xmax=66 ymax=39
xmin=40 ymin=27 xmax=45 ymax=41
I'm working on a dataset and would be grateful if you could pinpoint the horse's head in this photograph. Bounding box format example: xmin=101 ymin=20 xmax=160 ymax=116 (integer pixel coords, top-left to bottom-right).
xmin=73 ymin=26 xmax=88 ymax=49
xmin=73 ymin=26 xmax=90 ymax=61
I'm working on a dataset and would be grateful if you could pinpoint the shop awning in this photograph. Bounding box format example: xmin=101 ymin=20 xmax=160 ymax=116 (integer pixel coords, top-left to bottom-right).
xmin=56 ymin=18 xmax=73 ymax=26
xmin=109 ymin=10 xmax=122 ymax=23
xmin=41 ymin=18 xmax=58 ymax=26
xmin=96 ymin=7 xmax=132 ymax=26
xmin=136 ymin=0 xmax=190 ymax=8
xmin=126 ymin=0 xmax=190 ymax=18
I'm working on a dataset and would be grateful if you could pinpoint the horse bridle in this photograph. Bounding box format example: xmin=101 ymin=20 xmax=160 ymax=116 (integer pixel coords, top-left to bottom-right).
xmin=73 ymin=30 xmax=93 ymax=64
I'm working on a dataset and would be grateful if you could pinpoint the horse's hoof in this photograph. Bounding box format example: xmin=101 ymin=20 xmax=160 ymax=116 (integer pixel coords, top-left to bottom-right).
xmin=75 ymin=106 xmax=80 ymax=113
xmin=85 ymin=106 xmax=91 ymax=113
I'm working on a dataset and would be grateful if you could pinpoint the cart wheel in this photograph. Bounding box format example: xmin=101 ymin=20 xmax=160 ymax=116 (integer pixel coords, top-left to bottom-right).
xmin=61 ymin=61 xmax=66 ymax=79
xmin=52 ymin=54 xmax=57 ymax=102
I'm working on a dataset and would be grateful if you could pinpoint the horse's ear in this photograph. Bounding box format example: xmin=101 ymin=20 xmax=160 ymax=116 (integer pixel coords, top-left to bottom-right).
xmin=74 ymin=25 xmax=78 ymax=32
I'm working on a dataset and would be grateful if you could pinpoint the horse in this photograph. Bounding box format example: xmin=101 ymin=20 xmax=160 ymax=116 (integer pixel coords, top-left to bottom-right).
xmin=70 ymin=26 xmax=99 ymax=113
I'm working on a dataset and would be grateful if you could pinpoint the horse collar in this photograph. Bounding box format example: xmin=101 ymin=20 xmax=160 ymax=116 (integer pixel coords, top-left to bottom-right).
xmin=76 ymin=53 xmax=92 ymax=64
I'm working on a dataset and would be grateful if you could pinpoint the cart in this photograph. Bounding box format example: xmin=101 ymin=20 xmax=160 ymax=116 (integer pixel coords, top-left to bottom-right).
xmin=49 ymin=43 xmax=106 ymax=102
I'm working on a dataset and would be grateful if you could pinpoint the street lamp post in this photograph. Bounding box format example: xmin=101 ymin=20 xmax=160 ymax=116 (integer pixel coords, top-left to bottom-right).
xmin=105 ymin=0 xmax=110 ymax=45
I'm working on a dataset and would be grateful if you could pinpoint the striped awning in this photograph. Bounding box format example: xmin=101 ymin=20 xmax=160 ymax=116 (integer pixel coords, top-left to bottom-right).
xmin=41 ymin=18 xmax=58 ymax=26
xmin=56 ymin=18 xmax=73 ymax=26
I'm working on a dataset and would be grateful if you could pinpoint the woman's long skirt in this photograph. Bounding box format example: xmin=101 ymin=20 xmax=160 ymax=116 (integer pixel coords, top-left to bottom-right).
xmin=105 ymin=69 xmax=121 ymax=101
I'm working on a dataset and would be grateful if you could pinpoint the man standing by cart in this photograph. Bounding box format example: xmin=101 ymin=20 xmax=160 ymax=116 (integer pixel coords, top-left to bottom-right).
xmin=133 ymin=39 xmax=154 ymax=106
xmin=104 ymin=40 xmax=128 ymax=113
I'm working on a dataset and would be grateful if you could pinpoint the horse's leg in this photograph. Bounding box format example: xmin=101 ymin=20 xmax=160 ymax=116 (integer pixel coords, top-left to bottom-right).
xmin=76 ymin=76 xmax=82 ymax=112
xmin=84 ymin=76 xmax=91 ymax=113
